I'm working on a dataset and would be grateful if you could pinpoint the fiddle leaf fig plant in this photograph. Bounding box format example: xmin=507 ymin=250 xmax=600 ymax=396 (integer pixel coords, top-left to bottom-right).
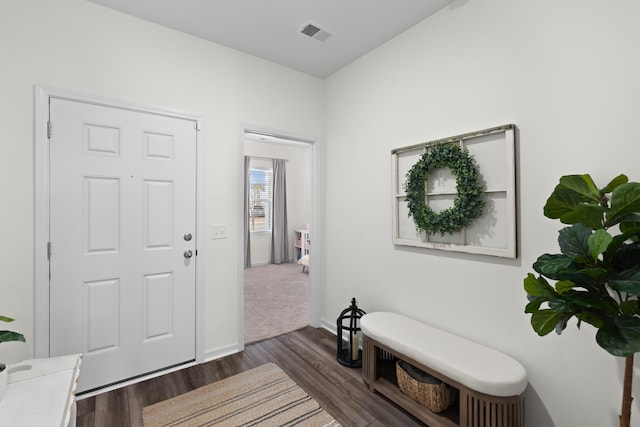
xmin=524 ymin=174 xmax=640 ymax=427
xmin=0 ymin=316 xmax=25 ymax=344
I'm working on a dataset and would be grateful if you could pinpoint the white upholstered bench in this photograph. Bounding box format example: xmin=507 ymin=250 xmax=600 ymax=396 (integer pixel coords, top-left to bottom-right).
xmin=360 ymin=312 xmax=527 ymax=427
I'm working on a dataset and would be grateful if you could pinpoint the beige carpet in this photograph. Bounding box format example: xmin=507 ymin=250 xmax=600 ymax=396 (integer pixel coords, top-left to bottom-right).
xmin=142 ymin=363 xmax=339 ymax=427
xmin=244 ymin=263 xmax=309 ymax=344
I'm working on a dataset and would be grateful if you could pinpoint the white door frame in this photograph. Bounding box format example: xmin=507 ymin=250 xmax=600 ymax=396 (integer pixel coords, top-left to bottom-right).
xmin=237 ymin=124 xmax=322 ymax=348
xmin=34 ymin=84 xmax=205 ymax=365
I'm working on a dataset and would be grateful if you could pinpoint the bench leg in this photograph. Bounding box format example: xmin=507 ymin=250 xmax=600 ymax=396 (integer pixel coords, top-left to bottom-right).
xmin=362 ymin=335 xmax=377 ymax=390
xmin=459 ymin=388 xmax=524 ymax=427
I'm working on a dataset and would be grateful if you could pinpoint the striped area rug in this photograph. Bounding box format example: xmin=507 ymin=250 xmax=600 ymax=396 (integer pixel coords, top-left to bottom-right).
xmin=142 ymin=363 xmax=340 ymax=427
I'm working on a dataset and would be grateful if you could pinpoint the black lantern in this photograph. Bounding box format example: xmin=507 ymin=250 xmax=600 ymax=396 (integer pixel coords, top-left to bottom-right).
xmin=336 ymin=297 xmax=366 ymax=368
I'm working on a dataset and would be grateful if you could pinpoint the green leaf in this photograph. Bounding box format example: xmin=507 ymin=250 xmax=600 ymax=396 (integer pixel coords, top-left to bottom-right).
xmin=607 ymin=182 xmax=640 ymax=227
xmin=557 ymin=271 xmax=598 ymax=290
xmin=544 ymin=188 xmax=584 ymax=219
xmin=596 ymin=316 xmax=640 ymax=356
xmin=562 ymin=290 xmax=618 ymax=312
xmin=603 ymin=174 xmax=629 ymax=194
xmin=558 ymin=224 xmax=592 ymax=261
xmin=531 ymin=309 xmax=562 ymax=336
xmin=555 ymin=280 xmax=575 ymax=294
xmin=620 ymin=300 xmax=640 ymax=317
xmin=605 ymin=228 xmax=640 ymax=264
xmin=525 ymin=298 xmax=544 ymax=314
xmin=620 ymin=219 xmax=640 ymax=237
xmin=576 ymin=312 xmax=604 ymax=329
xmin=548 ymin=298 xmax=573 ymax=313
xmin=610 ymin=241 xmax=640 ymax=271
xmin=533 ymin=255 xmax=574 ymax=280
xmin=0 ymin=331 xmax=25 ymax=343
xmin=544 ymin=175 xmax=600 ymax=220
xmin=559 ymin=204 xmax=605 ymax=229
xmin=576 ymin=267 xmax=608 ymax=280
xmin=608 ymin=266 xmax=640 ymax=296
xmin=558 ymin=174 xmax=600 ymax=201
xmin=545 ymin=175 xmax=603 ymax=223
xmin=0 ymin=316 xmax=15 ymax=323
xmin=524 ymin=273 xmax=556 ymax=298
xmin=588 ymin=229 xmax=613 ymax=261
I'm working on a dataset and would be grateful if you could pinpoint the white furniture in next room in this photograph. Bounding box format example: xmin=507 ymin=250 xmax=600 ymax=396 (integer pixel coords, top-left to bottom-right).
xmin=294 ymin=229 xmax=310 ymax=261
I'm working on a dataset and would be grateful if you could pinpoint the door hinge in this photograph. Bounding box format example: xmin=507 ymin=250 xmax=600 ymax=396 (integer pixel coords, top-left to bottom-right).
xmin=47 ymin=242 xmax=52 ymax=260
xmin=47 ymin=120 xmax=52 ymax=139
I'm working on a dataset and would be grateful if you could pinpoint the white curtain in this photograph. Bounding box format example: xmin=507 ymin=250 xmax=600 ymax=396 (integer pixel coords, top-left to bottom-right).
xmin=270 ymin=159 xmax=289 ymax=264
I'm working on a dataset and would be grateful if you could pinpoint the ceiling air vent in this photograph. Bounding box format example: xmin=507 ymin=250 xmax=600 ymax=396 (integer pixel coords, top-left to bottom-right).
xmin=298 ymin=21 xmax=333 ymax=42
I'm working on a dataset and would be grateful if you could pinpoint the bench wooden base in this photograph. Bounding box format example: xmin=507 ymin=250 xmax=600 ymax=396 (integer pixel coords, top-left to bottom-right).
xmin=362 ymin=335 xmax=524 ymax=427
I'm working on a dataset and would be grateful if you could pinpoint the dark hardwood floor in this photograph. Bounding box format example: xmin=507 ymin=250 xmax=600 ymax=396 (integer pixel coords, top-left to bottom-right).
xmin=76 ymin=326 xmax=425 ymax=426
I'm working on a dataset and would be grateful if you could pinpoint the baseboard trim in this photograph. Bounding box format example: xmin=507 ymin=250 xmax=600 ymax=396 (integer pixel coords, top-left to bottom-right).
xmin=204 ymin=343 xmax=242 ymax=362
xmin=320 ymin=319 xmax=337 ymax=335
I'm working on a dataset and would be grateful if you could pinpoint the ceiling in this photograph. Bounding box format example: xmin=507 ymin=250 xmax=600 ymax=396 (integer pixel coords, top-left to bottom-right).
xmin=87 ymin=0 xmax=454 ymax=78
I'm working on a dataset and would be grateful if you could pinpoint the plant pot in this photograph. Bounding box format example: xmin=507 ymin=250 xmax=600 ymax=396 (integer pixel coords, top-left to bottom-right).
xmin=0 ymin=364 xmax=7 ymax=402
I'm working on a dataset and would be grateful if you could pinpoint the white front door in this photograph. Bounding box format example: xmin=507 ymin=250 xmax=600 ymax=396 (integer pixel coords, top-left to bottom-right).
xmin=49 ymin=98 xmax=197 ymax=392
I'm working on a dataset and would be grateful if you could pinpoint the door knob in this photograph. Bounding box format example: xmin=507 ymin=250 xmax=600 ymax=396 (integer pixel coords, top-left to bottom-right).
xmin=184 ymin=250 xmax=193 ymax=258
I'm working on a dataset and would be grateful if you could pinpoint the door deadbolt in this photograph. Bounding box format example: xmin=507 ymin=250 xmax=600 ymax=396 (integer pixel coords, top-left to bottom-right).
xmin=184 ymin=250 xmax=193 ymax=258
xmin=184 ymin=233 xmax=192 ymax=241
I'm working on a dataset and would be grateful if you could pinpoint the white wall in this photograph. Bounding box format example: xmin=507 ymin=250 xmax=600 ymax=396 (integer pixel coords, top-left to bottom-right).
xmin=244 ymin=140 xmax=312 ymax=265
xmin=0 ymin=0 xmax=322 ymax=362
xmin=323 ymin=1 xmax=640 ymax=426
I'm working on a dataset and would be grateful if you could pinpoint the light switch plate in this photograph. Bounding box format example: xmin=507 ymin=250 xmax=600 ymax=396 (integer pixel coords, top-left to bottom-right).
xmin=211 ymin=224 xmax=227 ymax=239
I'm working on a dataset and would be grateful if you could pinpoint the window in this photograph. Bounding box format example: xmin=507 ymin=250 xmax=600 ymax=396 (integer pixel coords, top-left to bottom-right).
xmin=249 ymin=166 xmax=273 ymax=232
xmin=391 ymin=124 xmax=517 ymax=258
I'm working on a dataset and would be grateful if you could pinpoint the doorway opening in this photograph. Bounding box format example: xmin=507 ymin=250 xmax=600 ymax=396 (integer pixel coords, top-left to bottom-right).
xmin=238 ymin=127 xmax=319 ymax=346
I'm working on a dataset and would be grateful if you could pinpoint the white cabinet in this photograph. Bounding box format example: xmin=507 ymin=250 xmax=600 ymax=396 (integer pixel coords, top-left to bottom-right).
xmin=0 ymin=354 xmax=82 ymax=426
xmin=294 ymin=229 xmax=310 ymax=261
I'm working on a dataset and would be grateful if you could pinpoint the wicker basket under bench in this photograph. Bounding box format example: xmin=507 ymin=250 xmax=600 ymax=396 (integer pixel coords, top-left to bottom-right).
xmin=360 ymin=312 xmax=528 ymax=427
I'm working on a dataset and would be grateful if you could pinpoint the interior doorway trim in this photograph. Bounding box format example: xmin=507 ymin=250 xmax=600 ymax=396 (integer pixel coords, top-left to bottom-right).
xmin=237 ymin=123 xmax=321 ymax=348
xmin=34 ymin=84 xmax=205 ymax=365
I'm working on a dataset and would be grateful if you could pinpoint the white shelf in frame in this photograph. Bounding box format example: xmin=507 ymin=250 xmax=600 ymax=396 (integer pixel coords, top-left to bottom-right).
xmin=391 ymin=124 xmax=517 ymax=258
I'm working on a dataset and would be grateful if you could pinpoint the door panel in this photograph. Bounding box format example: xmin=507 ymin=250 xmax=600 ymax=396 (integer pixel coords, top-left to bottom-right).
xmin=85 ymin=278 xmax=120 ymax=353
xmin=84 ymin=176 xmax=120 ymax=253
xmin=144 ymin=180 xmax=174 ymax=249
xmin=49 ymin=98 xmax=196 ymax=392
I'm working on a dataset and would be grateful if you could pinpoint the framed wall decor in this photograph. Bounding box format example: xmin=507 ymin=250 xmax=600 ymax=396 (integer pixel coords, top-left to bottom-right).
xmin=391 ymin=124 xmax=517 ymax=258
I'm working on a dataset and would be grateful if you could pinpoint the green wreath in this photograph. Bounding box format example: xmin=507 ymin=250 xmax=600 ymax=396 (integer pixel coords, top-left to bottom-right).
xmin=405 ymin=143 xmax=485 ymax=235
